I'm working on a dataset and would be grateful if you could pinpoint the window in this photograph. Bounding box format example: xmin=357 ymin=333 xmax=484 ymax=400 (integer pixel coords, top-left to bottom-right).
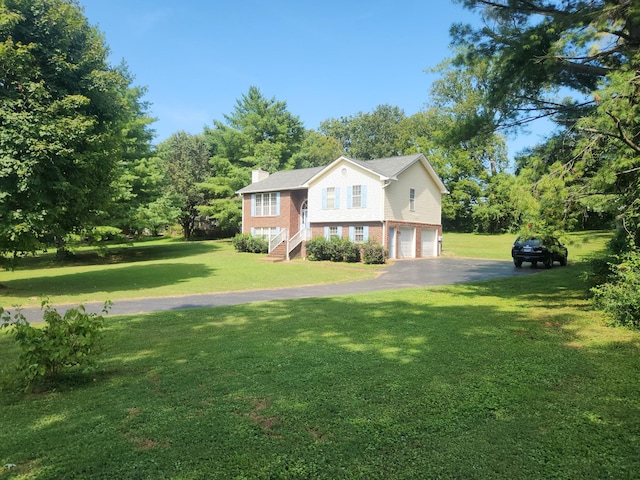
xmin=409 ymin=188 xmax=415 ymax=211
xmin=354 ymin=226 xmax=364 ymax=242
xmin=322 ymin=187 xmax=340 ymax=209
xmin=252 ymin=193 xmax=279 ymax=216
xmin=326 ymin=187 xmax=336 ymax=209
xmin=324 ymin=226 xmax=343 ymax=239
xmin=349 ymin=226 xmax=369 ymax=243
xmin=352 ymin=185 xmax=362 ymax=208
xmin=252 ymin=227 xmax=277 ymax=239
xmin=347 ymin=185 xmax=366 ymax=208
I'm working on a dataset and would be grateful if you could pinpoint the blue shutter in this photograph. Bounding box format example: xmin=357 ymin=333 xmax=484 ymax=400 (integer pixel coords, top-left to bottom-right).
xmin=362 ymin=185 xmax=367 ymax=208
xmin=322 ymin=188 xmax=327 ymax=209
xmin=250 ymin=227 xmax=255 ymax=236
xmin=275 ymin=192 xmax=281 ymax=216
xmin=335 ymin=187 xmax=341 ymax=209
xmin=251 ymin=194 xmax=256 ymax=216
xmin=349 ymin=226 xmax=355 ymax=241
xmin=324 ymin=226 xmax=330 ymax=239
xmin=337 ymin=226 xmax=343 ymax=238
xmin=347 ymin=186 xmax=352 ymax=209
xmin=363 ymin=226 xmax=369 ymax=241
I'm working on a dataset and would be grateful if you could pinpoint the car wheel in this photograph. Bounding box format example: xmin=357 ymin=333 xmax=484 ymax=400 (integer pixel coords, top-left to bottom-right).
xmin=544 ymin=255 xmax=553 ymax=269
xmin=531 ymin=261 xmax=537 ymax=268
xmin=514 ymin=258 xmax=523 ymax=268
xmin=559 ymin=255 xmax=567 ymax=266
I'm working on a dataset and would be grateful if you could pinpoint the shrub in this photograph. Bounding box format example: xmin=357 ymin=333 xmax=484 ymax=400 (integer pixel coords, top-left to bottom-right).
xmin=326 ymin=238 xmax=349 ymax=262
xmin=307 ymin=237 xmax=361 ymax=263
xmin=591 ymin=251 xmax=640 ymax=328
xmin=306 ymin=237 xmax=330 ymax=261
xmin=1 ymin=301 xmax=111 ymax=390
xmin=233 ymin=234 xmax=268 ymax=254
xmin=343 ymin=241 xmax=361 ymax=263
xmin=362 ymin=240 xmax=386 ymax=264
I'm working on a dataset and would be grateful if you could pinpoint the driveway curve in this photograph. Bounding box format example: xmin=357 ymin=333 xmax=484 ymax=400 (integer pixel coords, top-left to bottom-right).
xmin=8 ymin=257 xmax=541 ymax=323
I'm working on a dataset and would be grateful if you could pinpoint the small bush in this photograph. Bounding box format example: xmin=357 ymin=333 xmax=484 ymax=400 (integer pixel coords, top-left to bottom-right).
xmin=362 ymin=240 xmax=386 ymax=264
xmin=233 ymin=234 xmax=268 ymax=254
xmin=591 ymin=251 xmax=640 ymax=328
xmin=307 ymin=237 xmax=361 ymax=263
xmin=1 ymin=301 xmax=111 ymax=390
xmin=306 ymin=237 xmax=330 ymax=261
xmin=343 ymin=241 xmax=361 ymax=263
xmin=327 ymin=238 xmax=348 ymax=262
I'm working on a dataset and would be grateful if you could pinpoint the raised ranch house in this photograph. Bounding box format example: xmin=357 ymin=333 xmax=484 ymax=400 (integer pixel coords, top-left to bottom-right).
xmin=236 ymin=154 xmax=449 ymax=260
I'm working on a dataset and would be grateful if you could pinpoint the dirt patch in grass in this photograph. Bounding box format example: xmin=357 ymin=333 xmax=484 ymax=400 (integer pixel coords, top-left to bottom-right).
xmin=233 ymin=396 xmax=281 ymax=438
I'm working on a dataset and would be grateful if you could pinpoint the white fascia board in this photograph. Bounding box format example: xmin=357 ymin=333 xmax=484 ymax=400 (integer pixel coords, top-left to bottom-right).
xmin=305 ymin=155 xmax=390 ymax=187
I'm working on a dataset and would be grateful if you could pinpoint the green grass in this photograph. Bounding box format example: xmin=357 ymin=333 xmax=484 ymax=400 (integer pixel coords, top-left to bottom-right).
xmin=0 ymin=238 xmax=381 ymax=308
xmin=1 ymin=230 xmax=633 ymax=479
xmin=0 ymin=231 xmax=612 ymax=309
xmin=2 ymin=262 xmax=639 ymax=479
xmin=443 ymin=230 xmax=612 ymax=260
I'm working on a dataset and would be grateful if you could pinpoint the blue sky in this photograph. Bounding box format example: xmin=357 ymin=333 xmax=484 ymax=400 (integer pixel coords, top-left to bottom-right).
xmin=80 ymin=0 xmax=550 ymax=156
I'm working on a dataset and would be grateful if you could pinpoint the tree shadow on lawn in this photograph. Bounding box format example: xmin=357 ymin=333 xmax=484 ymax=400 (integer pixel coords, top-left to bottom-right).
xmin=8 ymin=239 xmax=221 ymax=270
xmin=6 ymin=292 xmax=640 ymax=479
xmin=0 ymin=262 xmax=215 ymax=299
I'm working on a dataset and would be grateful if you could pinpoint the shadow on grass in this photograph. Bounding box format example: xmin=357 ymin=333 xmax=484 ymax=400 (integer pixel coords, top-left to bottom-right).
xmin=0 ymin=262 xmax=215 ymax=298
xmin=3 ymin=277 xmax=640 ymax=479
xmin=6 ymin=239 xmax=221 ymax=270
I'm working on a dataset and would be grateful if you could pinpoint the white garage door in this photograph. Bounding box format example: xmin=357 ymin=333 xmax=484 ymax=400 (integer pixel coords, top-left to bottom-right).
xmin=421 ymin=228 xmax=438 ymax=257
xmin=398 ymin=227 xmax=415 ymax=258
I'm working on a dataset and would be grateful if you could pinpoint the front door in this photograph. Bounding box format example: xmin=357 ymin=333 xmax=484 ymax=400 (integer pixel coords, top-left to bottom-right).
xmin=300 ymin=200 xmax=309 ymax=230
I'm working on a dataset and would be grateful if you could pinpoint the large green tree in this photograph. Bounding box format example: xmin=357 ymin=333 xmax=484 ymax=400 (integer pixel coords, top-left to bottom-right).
xmin=207 ymin=86 xmax=305 ymax=172
xmin=319 ymin=104 xmax=411 ymax=160
xmin=451 ymin=0 xmax=640 ymax=243
xmin=0 ymin=0 xmax=140 ymax=257
xmin=157 ymin=132 xmax=210 ymax=240
xmin=200 ymin=87 xmax=305 ymax=233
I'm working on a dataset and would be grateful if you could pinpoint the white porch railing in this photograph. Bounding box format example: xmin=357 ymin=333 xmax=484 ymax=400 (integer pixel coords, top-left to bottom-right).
xmin=269 ymin=228 xmax=311 ymax=260
xmin=268 ymin=229 xmax=288 ymax=255
xmin=288 ymin=228 xmax=311 ymax=254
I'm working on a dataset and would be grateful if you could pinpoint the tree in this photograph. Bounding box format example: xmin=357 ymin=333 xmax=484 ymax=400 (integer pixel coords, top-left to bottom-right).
xmin=451 ymin=0 xmax=640 ymax=244
xmin=106 ymin=67 xmax=175 ymax=237
xmin=412 ymin=61 xmax=510 ymax=231
xmin=200 ymin=87 xmax=305 ymax=233
xmin=158 ymin=132 xmax=210 ymax=240
xmin=208 ymin=86 xmax=305 ymax=172
xmin=0 ymin=0 xmax=142 ymax=258
xmin=319 ymin=104 xmax=411 ymax=160
xmin=288 ymin=130 xmax=343 ymax=169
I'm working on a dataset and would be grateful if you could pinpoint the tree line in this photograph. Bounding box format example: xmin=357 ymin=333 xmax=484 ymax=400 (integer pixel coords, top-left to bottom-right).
xmin=1 ymin=0 xmax=637 ymax=257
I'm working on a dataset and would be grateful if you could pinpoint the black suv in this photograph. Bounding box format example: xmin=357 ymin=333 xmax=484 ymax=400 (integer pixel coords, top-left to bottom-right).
xmin=511 ymin=236 xmax=568 ymax=268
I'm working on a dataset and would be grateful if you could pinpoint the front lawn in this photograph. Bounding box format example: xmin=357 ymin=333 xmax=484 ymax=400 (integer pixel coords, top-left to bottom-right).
xmin=0 ymin=231 xmax=611 ymax=309
xmin=2 ymin=260 xmax=639 ymax=479
xmin=0 ymin=238 xmax=381 ymax=308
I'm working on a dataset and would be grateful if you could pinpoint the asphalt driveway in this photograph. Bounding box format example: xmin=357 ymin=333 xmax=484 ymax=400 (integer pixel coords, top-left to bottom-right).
xmin=7 ymin=257 xmax=540 ymax=322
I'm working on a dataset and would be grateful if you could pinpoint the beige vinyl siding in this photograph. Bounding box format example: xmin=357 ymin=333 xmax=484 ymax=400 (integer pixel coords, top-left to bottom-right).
xmin=384 ymin=161 xmax=441 ymax=224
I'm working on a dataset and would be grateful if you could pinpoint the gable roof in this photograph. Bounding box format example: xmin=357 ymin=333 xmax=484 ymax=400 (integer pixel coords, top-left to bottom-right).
xmin=237 ymin=166 xmax=324 ymax=194
xmin=236 ymin=154 xmax=448 ymax=195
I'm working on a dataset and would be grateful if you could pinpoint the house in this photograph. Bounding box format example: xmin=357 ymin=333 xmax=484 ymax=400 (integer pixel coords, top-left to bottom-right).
xmin=236 ymin=154 xmax=449 ymax=260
